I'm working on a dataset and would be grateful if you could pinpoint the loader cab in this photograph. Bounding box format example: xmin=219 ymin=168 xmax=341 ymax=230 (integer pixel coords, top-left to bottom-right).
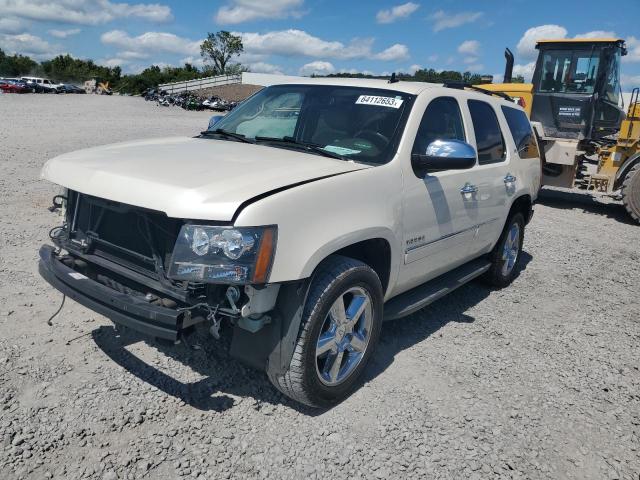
xmin=530 ymin=38 xmax=626 ymax=141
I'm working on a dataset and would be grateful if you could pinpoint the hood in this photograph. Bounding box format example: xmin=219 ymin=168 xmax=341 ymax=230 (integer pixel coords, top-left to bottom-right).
xmin=41 ymin=136 xmax=368 ymax=221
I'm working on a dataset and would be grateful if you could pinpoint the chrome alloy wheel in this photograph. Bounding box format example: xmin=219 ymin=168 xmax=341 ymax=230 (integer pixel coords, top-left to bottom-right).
xmin=501 ymin=222 xmax=521 ymax=277
xmin=315 ymin=286 xmax=373 ymax=386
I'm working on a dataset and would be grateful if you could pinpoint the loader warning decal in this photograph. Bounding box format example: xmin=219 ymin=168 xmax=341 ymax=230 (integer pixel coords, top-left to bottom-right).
xmin=355 ymin=95 xmax=403 ymax=108
xmin=558 ymin=106 xmax=581 ymax=118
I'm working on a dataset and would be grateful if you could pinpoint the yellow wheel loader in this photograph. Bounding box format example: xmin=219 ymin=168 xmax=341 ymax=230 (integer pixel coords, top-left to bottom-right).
xmin=482 ymin=38 xmax=640 ymax=222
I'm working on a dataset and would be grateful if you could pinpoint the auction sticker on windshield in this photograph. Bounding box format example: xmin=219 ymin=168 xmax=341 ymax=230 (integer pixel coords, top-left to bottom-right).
xmin=355 ymin=95 xmax=403 ymax=108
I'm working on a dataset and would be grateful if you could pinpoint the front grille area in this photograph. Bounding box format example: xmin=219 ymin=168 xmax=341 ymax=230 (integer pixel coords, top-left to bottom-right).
xmin=65 ymin=190 xmax=183 ymax=277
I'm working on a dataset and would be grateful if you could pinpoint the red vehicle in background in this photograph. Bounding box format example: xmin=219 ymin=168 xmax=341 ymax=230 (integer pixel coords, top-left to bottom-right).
xmin=0 ymin=79 xmax=31 ymax=93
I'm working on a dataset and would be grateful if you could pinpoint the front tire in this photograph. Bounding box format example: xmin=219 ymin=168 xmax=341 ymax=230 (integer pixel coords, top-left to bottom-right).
xmin=482 ymin=212 xmax=525 ymax=288
xmin=622 ymin=162 xmax=640 ymax=223
xmin=268 ymin=256 xmax=383 ymax=408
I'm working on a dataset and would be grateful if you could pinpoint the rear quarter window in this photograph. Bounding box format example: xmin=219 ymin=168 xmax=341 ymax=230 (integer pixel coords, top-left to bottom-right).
xmin=501 ymin=106 xmax=539 ymax=159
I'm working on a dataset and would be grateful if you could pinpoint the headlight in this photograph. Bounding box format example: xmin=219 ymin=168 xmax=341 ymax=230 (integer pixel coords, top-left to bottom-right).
xmin=168 ymin=225 xmax=276 ymax=284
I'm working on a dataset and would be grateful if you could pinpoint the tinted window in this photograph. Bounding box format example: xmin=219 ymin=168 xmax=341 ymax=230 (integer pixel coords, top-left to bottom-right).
xmin=412 ymin=96 xmax=465 ymax=155
xmin=501 ymin=106 xmax=539 ymax=159
xmin=468 ymin=100 xmax=505 ymax=165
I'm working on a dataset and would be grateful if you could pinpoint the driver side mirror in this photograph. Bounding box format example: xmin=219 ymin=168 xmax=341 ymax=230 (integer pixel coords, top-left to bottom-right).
xmin=411 ymin=139 xmax=477 ymax=173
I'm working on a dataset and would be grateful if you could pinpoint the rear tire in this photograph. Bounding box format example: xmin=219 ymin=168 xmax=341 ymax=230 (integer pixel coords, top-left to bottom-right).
xmin=622 ymin=163 xmax=640 ymax=223
xmin=268 ymin=255 xmax=383 ymax=408
xmin=482 ymin=212 xmax=525 ymax=288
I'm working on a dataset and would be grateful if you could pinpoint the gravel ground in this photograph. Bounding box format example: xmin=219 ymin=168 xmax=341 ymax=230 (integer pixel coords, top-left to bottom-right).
xmin=0 ymin=94 xmax=639 ymax=480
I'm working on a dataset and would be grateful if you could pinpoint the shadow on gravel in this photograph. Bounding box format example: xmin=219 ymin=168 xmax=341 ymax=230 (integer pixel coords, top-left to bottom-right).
xmin=362 ymin=251 xmax=533 ymax=384
xmin=91 ymin=252 xmax=532 ymax=414
xmin=91 ymin=325 xmax=322 ymax=415
xmin=537 ymin=188 xmax=635 ymax=225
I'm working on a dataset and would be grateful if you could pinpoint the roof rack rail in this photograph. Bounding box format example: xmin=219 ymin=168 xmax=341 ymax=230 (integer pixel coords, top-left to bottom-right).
xmin=443 ymin=82 xmax=514 ymax=102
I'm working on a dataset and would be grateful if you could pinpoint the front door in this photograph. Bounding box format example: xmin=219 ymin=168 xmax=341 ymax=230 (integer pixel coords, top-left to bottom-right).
xmin=398 ymin=96 xmax=481 ymax=293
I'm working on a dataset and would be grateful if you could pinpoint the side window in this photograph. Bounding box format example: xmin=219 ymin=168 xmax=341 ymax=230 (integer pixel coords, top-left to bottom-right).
xmin=501 ymin=106 xmax=539 ymax=159
xmin=412 ymin=96 xmax=465 ymax=155
xmin=468 ymin=100 xmax=505 ymax=165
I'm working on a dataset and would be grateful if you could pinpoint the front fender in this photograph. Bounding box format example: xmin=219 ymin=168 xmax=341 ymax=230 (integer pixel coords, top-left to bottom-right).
xmin=299 ymin=226 xmax=400 ymax=291
xmin=233 ymin=164 xmax=404 ymax=293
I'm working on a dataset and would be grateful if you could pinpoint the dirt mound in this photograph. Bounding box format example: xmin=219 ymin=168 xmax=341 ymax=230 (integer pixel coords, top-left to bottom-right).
xmin=194 ymin=83 xmax=263 ymax=101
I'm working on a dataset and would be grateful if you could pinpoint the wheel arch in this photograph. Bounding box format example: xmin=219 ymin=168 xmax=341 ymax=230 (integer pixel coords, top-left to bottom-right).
xmin=299 ymin=228 xmax=397 ymax=297
xmin=508 ymin=194 xmax=533 ymax=225
xmin=614 ymin=152 xmax=640 ymax=191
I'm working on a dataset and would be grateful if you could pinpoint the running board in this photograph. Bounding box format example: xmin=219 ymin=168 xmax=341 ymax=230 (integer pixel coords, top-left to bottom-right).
xmin=384 ymin=258 xmax=491 ymax=321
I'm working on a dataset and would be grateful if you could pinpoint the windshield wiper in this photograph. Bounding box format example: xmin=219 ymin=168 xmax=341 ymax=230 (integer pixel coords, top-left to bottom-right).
xmin=201 ymin=128 xmax=255 ymax=144
xmin=254 ymin=136 xmax=349 ymax=161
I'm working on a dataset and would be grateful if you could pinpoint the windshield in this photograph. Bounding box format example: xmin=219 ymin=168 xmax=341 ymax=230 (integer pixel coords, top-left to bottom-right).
xmin=538 ymin=49 xmax=601 ymax=94
xmin=210 ymin=84 xmax=415 ymax=164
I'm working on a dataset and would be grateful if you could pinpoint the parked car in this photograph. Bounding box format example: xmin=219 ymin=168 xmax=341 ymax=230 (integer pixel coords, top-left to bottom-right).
xmin=59 ymin=84 xmax=86 ymax=94
xmin=38 ymin=78 xmax=541 ymax=407
xmin=21 ymin=76 xmax=61 ymax=93
xmin=0 ymin=79 xmax=30 ymax=93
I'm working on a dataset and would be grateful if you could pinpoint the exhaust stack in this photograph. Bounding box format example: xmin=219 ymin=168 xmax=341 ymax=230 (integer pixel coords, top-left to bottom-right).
xmin=504 ymin=48 xmax=514 ymax=83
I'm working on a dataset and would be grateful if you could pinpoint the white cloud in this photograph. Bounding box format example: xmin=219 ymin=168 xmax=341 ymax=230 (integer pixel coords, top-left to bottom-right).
xmin=574 ymin=30 xmax=616 ymax=39
xmin=98 ymin=57 xmax=128 ymax=68
xmin=516 ymin=24 xmax=567 ymax=60
xmin=429 ymin=10 xmax=483 ymax=32
xmin=407 ymin=64 xmax=421 ymax=73
xmin=373 ymin=43 xmax=409 ymax=61
xmin=216 ymin=0 xmax=304 ymax=24
xmin=299 ymin=60 xmax=335 ymax=76
xmin=239 ymin=29 xmax=408 ymax=61
xmin=625 ymin=36 xmax=640 ymax=62
xmin=621 ymin=73 xmax=640 ymax=91
xmin=119 ymin=50 xmax=150 ymax=60
xmin=0 ymin=17 xmax=24 ymax=34
xmin=0 ymin=0 xmax=172 ymax=26
xmin=376 ymin=2 xmax=419 ymax=24
xmin=512 ymin=62 xmax=536 ymax=81
xmin=0 ymin=32 xmax=62 ymax=60
xmin=458 ymin=40 xmax=480 ymax=56
xmin=48 ymin=28 xmax=81 ymax=38
xmin=247 ymin=61 xmax=284 ymax=74
xmin=100 ymin=30 xmax=200 ymax=56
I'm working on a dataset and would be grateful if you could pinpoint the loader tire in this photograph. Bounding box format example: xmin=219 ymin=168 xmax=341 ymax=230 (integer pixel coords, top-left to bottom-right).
xmin=622 ymin=162 xmax=640 ymax=223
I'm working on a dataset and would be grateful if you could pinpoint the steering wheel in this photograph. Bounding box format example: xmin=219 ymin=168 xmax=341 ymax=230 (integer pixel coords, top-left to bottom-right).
xmin=354 ymin=130 xmax=389 ymax=149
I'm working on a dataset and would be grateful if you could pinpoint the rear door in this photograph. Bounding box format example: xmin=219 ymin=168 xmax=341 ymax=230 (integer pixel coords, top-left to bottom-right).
xmin=463 ymin=99 xmax=515 ymax=256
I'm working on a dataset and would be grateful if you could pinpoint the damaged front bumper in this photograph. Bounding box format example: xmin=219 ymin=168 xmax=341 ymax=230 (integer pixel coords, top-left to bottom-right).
xmin=38 ymin=245 xmax=189 ymax=341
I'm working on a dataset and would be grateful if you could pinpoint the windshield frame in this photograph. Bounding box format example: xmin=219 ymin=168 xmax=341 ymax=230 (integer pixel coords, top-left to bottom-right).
xmin=206 ymin=84 xmax=416 ymax=166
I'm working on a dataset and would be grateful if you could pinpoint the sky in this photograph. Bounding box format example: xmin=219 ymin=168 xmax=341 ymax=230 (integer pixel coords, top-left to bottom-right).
xmin=1 ymin=0 xmax=639 ymax=90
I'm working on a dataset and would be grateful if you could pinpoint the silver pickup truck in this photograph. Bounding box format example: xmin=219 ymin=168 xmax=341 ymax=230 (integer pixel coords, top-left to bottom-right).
xmin=39 ymin=78 xmax=541 ymax=407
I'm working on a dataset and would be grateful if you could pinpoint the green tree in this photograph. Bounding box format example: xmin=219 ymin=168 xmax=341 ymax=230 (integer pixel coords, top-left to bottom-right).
xmin=200 ymin=31 xmax=244 ymax=75
xmin=39 ymin=54 xmax=121 ymax=84
xmin=0 ymin=48 xmax=38 ymax=77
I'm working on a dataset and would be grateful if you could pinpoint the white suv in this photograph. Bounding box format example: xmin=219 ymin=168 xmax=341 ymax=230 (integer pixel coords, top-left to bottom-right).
xmin=39 ymin=78 xmax=541 ymax=407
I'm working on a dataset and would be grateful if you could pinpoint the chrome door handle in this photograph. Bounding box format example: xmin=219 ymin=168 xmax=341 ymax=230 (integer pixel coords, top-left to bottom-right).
xmin=503 ymin=174 xmax=517 ymax=185
xmin=460 ymin=183 xmax=478 ymax=194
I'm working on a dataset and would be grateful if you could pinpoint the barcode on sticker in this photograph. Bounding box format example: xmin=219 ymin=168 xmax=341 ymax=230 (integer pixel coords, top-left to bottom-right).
xmin=355 ymin=95 xmax=403 ymax=108
xmin=68 ymin=272 xmax=87 ymax=280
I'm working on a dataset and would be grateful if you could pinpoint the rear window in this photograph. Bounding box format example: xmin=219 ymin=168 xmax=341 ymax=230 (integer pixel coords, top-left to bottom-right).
xmin=467 ymin=100 xmax=505 ymax=165
xmin=501 ymin=106 xmax=539 ymax=159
